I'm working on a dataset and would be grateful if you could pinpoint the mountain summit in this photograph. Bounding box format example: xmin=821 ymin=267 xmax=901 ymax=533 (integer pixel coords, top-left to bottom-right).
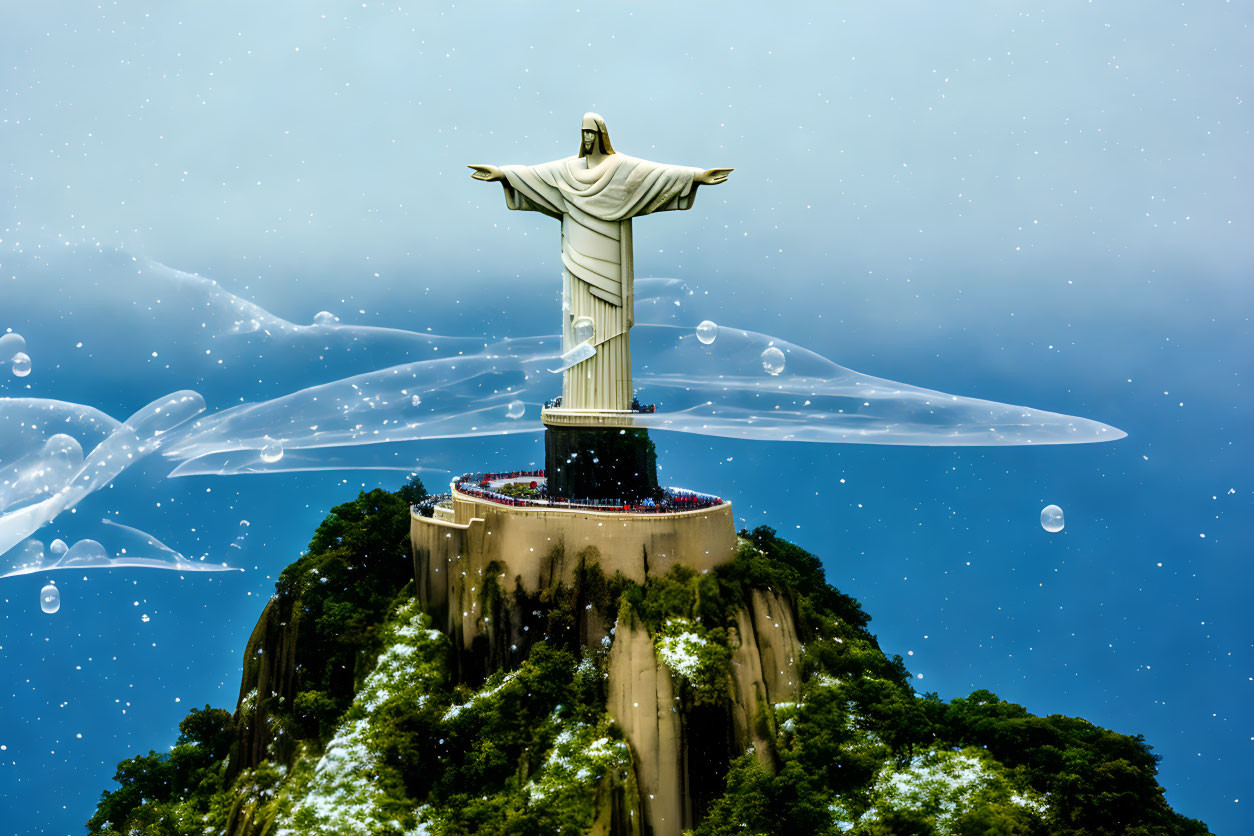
xmin=88 ymin=479 xmax=1210 ymax=835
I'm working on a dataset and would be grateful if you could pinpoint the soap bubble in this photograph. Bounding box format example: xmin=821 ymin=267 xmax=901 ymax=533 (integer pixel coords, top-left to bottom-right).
xmin=10 ymin=352 xmax=31 ymax=378
xmin=695 ymin=320 xmax=719 ymax=345
xmin=572 ymin=317 xmax=595 ymax=344
xmin=62 ymin=538 xmax=109 ymax=565
xmin=760 ymin=346 xmax=786 ymax=376
xmin=1040 ymin=504 xmax=1065 ymax=533
xmin=259 ymin=439 xmax=284 ymax=464
xmin=411 ymin=394 xmax=422 ymax=407
xmin=229 ymin=519 xmax=251 ymax=550
xmin=506 ymin=400 xmax=526 ymax=419
xmin=49 ymin=539 xmax=67 ymax=556
xmin=40 ymin=583 xmax=60 ymax=614
xmin=313 ymin=311 xmax=339 ymax=326
xmin=0 ymin=332 xmax=25 ymax=362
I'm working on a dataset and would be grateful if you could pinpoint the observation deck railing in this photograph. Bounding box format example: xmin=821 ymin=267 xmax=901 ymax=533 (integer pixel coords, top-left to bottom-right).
xmin=442 ymin=469 xmax=724 ymax=514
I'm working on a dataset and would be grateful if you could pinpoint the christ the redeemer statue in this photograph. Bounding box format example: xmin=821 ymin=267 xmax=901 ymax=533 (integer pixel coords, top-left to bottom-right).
xmin=470 ymin=113 xmax=730 ymax=419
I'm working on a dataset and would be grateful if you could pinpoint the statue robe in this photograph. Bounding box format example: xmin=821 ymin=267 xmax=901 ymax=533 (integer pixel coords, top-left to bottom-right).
xmin=499 ymin=154 xmax=702 ymax=410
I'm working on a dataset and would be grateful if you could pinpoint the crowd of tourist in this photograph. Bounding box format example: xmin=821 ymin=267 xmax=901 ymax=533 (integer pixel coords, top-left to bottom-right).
xmin=411 ymin=493 xmax=452 ymax=517
xmin=475 ymin=469 xmax=544 ymax=486
xmin=441 ymin=470 xmax=723 ymax=514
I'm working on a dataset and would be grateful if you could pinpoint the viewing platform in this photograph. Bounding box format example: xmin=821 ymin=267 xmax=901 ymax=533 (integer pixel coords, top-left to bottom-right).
xmin=410 ymin=467 xmax=737 ymax=594
xmin=416 ymin=469 xmax=724 ymax=519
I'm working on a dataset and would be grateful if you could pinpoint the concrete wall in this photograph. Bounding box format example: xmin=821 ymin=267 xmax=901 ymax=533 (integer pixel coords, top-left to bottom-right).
xmin=412 ymin=490 xmax=738 ymax=653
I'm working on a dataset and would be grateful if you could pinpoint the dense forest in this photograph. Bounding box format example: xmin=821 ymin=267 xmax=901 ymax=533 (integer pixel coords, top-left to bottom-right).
xmin=88 ymin=478 xmax=1210 ymax=835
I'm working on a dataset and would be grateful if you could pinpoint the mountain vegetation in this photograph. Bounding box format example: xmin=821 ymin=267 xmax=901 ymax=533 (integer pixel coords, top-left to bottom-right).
xmin=87 ymin=476 xmax=1210 ymax=835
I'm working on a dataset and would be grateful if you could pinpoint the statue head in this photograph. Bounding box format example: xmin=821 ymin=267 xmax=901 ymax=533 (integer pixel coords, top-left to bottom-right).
xmin=579 ymin=112 xmax=615 ymax=157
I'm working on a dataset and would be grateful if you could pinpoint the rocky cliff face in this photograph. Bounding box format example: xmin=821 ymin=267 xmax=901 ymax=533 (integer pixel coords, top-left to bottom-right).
xmin=230 ymin=489 xmax=418 ymax=775
xmin=410 ymin=495 xmax=805 ymax=835
xmin=603 ymin=588 xmax=803 ymax=833
xmin=232 ymin=596 xmax=300 ymax=771
xmin=226 ymin=541 xmax=810 ymax=836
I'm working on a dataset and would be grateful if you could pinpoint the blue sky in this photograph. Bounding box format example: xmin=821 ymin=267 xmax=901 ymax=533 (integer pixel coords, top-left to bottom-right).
xmin=2 ymin=2 xmax=1251 ymax=833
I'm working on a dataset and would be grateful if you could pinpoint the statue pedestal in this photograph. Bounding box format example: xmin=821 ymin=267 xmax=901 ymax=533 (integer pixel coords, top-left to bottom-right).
xmin=540 ymin=407 xmax=638 ymax=429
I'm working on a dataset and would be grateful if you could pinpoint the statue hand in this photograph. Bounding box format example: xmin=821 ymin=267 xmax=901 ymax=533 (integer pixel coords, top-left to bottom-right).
xmin=695 ymin=167 xmax=732 ymax=186
xmin=468 ymin=164 xmax=505 ymax=182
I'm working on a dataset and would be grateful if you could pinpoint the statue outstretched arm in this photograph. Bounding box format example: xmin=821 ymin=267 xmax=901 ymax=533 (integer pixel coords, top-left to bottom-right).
xmin=694 ymin=167 xmax=733 ymax=186
xmin=467 ymin=164 xmax=505 ymax=182
xmin=472 ymin=161 xmax=565 ymax=219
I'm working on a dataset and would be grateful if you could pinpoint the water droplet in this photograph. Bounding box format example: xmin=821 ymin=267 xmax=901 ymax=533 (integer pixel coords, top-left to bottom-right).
xmin=695 ymin=320 xmax=719 ymax=345
xmin=1041 ymin=504 xmax=1065 ymax=533
xmin=49 ymin=539 xmax=68 ymax=556
xmin=760 ymin=346 xmax=786 ymax=376
xmin=411 ymin=394 xmax=422 ymax=407
xmin=312 ymin=311 xmax=338 ymax=326
xmin=40 ymin=583 xmax=60 ymax=614
xmin=506 ymin=400 xmax=526 ymax=419
xmin=259 ymin=439 xmax=285 ymax=464
xmin=11 ymin=352 xmax=31 ymax=377
xmin=572 ymin=316 xmax=595 ymax=344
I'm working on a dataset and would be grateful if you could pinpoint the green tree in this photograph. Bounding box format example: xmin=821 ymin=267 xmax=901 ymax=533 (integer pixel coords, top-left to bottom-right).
xmin=176 ymin=705 xmax=232 ymax=759
xmin=855 ymin=809 xmax=938 ymax=836
xmin=87 ymin=751 xmax=174 ymax=832
xmin=396 ymin=474 xmax=429 ymax=506
xmin=696 ymin=756 xmax=841 ymax=836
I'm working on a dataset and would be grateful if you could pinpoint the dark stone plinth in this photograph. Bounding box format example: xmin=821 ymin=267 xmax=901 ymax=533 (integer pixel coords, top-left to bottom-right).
xmin=544 ymin=426 xmax=662 ymax=504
